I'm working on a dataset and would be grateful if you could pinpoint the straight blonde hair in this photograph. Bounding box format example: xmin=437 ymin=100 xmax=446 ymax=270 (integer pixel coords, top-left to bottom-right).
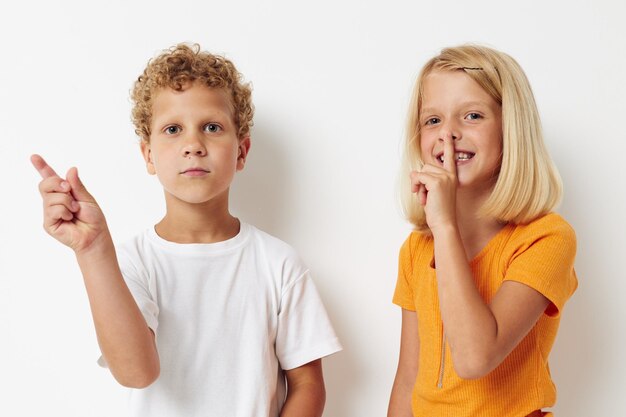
xmin=400 ymin=45 xmax=562 ymax=233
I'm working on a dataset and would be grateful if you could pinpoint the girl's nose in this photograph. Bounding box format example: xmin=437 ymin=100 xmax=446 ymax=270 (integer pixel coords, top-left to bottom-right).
xmin=438 ymin=121 xmax=461 ymax=141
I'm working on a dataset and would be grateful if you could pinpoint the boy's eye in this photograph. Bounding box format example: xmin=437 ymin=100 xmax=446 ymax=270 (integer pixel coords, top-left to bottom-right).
xmin=466 ymin=113 xmax=482 ymax=121
xmin=424 ymin=117 xmax=440 ymax=126
xmin=204 ymin=123 xmax=222 ymax=133
xmin=165 ymin=125 xmax=181 ymax=135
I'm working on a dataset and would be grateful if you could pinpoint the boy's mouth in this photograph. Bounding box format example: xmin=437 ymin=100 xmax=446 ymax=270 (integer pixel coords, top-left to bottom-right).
xmin=436 ymin=151 xmax=475 ymax=163
xmin=181 ymin=168 xmax=211 ymax=175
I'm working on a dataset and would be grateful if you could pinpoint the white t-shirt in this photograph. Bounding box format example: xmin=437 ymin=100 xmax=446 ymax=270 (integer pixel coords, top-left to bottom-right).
xmin=101 ymin=222 xmax=342 ymax=417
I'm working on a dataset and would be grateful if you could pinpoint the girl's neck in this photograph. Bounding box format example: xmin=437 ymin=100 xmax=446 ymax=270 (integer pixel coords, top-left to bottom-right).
xmin=454 ymin=187 xmax=506 ymax=261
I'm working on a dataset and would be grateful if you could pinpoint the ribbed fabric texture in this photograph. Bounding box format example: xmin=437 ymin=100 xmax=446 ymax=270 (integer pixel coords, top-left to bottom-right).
xmin=393 ymin=213 xmax=577 ymax=417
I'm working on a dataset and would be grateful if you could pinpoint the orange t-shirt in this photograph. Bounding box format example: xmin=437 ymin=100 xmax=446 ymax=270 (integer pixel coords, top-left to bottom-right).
xmin=393 ymin=213 xmax=577 ymax=417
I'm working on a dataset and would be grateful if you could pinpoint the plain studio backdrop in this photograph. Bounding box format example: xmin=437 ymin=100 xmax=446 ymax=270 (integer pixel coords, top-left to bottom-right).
xmin=1 ymin=0 xmax=624 ymax=415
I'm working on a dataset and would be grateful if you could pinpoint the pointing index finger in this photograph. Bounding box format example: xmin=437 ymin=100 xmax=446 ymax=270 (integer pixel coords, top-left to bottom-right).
xmin=31 ymin=154 xmax=59 ymax=179
xmin=443 ymin=137 xmax=457 ymax=175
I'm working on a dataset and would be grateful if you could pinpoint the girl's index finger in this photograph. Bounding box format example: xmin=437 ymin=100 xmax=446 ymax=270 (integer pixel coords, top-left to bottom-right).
xmin=31 ymin=154 xmax=59 ymax=179
xmin=443 ymin=137 xmax=457 ymax=175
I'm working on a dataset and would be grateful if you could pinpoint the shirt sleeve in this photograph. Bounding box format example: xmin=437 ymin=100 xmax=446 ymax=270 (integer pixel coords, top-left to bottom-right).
xmin=97 ymin=244 xmax=159 ymax=368
xmin=275 ymin=271 xmax=342 ymax=371
xmin=504 ymin=218 xmax=578 ymax=317
xmin=117 ymin=248 xmax=159 ymax=333
xmin=392 ymin=233 xmax=417 ymax=311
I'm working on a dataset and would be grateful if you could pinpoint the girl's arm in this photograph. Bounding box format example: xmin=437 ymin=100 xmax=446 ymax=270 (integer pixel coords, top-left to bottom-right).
xmin=388 ymin=309 xmax=419 ymax=417
xmin=32 ymin=155 xmax=159 ymax=388
xmin=433 ymin=225 xmax=549 ymax=379
xmin=410 ymin=139 xmax=550 ymax=379
xmin=280 ymin=359 xmax=325 ymax=417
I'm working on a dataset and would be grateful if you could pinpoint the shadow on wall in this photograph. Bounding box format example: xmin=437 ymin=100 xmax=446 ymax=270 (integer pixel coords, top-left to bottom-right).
xmin=230 ymin=123 xmax=360 ymax=415
xmin=549 ymin=217 xmax=605 ymax=415
xmin=230 ymin=124 xmax=294 ymax=239
xmin=317 ymin=281 xmax=361 ymax=417
xmin=550 ymin=164 xmax=604 ymax=416
xmin=550 ymin=287 xmax=598 ymax=416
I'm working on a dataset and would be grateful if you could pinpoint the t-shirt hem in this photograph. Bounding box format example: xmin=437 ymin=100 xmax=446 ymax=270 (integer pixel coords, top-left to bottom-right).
xmin=392 ymin=297 xmax=416 ymax=311
xmin=502 ymin=276 xmax=564 ymax=317
xmin=279 ymin=338 xmax=343 ymax=370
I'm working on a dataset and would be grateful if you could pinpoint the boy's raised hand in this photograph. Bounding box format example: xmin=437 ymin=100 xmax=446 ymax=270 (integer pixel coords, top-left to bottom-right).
xmin=31 ymin=154 xmax=109 ymax=253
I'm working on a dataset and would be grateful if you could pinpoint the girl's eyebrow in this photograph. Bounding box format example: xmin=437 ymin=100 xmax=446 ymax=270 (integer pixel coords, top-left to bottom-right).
xmin=421 ymin=101 xmax=491 ymax=116
xmin=456 ymin=100 xmax=491 ymax=109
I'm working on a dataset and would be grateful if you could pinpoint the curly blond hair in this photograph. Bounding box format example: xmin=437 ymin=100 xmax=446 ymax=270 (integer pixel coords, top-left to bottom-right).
xmin=131 ymin=43 xmax=254 ymax=141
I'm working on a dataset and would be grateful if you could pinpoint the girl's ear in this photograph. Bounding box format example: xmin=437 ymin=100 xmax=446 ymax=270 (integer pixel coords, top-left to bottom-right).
xmin=140 ymin=140 xmax=156 ymax=175
xmin=236 ymin=136 xmax=251 ymax=171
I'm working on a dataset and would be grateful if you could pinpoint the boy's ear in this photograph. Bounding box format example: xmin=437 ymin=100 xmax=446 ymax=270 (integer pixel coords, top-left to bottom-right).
xmin=236 ymin=136 xmax=251 ymax=171
xmin=140 ymin=141 xmax=156 ymax=175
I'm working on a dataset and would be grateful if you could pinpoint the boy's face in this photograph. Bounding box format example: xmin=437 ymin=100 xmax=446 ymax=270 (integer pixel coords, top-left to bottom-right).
xmin=141 ymin=83 xmax=250 ymax=207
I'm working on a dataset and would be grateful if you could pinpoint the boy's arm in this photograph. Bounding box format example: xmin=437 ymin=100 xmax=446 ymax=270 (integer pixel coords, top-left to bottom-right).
xmin=280 ymin=359 xmax=325 ymax=417
xmin=32 ymin=155 xmax=159 ymax=388
xmin=77 ymin=234 xmax=160 ymax=388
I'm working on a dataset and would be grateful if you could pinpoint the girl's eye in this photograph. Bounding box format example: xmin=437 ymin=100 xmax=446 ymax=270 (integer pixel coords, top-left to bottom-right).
xmin=425 ymin=117 xmax=440 ymax=126
xmin=165 ymin=126 xmax=181 ymax=135
xmin=204 ymin=123 xmax=221 ymax=133
xmin=466 ymin=113 xmax=482 ymax=121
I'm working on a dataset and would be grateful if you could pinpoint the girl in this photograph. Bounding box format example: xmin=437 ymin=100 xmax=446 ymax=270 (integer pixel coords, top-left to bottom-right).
xmin=388 ymin=45 xmax=577 ymax=417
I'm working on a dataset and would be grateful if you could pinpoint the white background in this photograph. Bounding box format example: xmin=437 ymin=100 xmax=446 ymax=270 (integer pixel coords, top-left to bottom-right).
xmin=1 ymin=0 xmax=625 ymax=415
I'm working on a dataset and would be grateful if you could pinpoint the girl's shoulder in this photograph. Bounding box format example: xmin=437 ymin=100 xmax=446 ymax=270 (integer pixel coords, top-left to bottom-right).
xmin=510 ymin=212 xmax=576 ymax=241
xmin=503 ymin=213 xmax=577 ymax=261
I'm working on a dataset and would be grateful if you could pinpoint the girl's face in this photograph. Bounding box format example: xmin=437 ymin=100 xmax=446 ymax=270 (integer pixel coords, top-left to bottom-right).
xmin=419 ymin=70 xmax=502 ymax=193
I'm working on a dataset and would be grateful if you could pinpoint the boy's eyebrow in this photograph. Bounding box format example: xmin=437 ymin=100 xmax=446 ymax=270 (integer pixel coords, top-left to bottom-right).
xmin=152 ymin=108 xmax=233 ymax=124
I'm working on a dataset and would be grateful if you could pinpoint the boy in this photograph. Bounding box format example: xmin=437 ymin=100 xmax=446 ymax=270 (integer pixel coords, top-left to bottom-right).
xmin=31 ymin=43 xmax=341 ymax=417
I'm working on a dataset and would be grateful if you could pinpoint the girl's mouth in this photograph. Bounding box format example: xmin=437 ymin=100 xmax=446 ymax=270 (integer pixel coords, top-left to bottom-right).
xmin=437 ymin=152 xmax=475 ymax=163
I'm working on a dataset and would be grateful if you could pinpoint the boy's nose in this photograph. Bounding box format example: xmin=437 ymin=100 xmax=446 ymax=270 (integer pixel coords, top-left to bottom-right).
xmin=182 ymin=136 xmax=207 ymax=157
xmin=184 ymin=148 xmax=206 ymax=156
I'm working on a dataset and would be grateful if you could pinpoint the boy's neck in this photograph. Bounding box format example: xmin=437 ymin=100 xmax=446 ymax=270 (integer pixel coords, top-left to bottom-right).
xmin=155 ymin=193 xmax=240 ymax=244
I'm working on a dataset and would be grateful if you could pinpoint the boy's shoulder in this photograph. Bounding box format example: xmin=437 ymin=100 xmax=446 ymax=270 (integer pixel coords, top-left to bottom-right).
xmin=246 ymin=223 xmax=299 ymax=257
xmin=245 ymin=223 xmax=310 ymax=282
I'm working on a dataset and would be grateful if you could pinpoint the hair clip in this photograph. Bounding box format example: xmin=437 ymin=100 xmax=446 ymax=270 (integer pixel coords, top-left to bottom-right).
xmin=462 ymin=67 xmax=483 ymax=70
